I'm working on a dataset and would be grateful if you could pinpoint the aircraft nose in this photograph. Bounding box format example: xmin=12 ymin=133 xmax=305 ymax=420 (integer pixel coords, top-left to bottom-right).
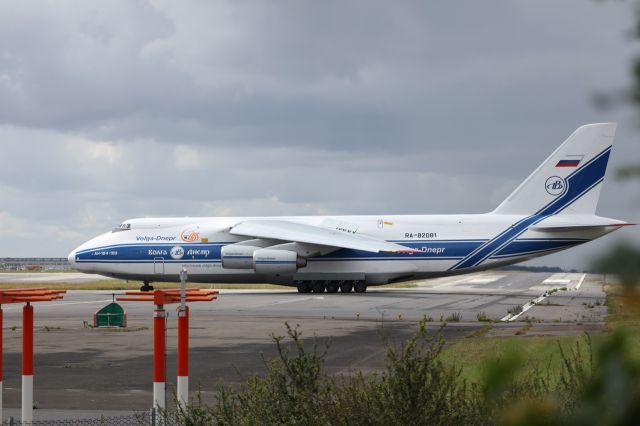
xmin=67 ymin=249 xmax=77 ymax=267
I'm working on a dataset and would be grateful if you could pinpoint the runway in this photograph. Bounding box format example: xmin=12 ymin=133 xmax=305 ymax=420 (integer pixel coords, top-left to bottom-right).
xmin=0 ymin=270 xmax=608 ymax=414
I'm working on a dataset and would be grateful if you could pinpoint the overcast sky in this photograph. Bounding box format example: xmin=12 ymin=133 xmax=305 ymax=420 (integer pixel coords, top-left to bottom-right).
xmin=0 ymin=0 xmax=638 ymax=269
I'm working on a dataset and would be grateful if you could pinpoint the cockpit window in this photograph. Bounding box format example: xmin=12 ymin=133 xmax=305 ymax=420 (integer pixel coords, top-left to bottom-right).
xmin=112 ymin=223 xmax=132 ymax=232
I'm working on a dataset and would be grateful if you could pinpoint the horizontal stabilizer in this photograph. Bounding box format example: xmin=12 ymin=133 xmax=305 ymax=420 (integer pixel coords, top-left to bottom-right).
xmin=530 ymin=215 xmax=633 ymax=232
xmin=531 ymin=223 xmax=633 ymax=232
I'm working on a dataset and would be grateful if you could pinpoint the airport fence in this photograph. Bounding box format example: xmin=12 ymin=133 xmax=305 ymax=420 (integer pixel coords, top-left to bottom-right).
xmin=3 ymin=409 xmax=183 ymax=426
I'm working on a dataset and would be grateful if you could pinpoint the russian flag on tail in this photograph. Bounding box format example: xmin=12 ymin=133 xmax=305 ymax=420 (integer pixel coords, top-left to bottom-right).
xmin=556 ymin=155 xmax=584 ymax=168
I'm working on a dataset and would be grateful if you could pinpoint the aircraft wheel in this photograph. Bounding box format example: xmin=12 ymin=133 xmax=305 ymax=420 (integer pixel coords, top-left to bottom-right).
xmin=326 ymin=281 xmax=339 ymax=293
xmin=140 ymin=281 xmax=154 ymax=292
xmin=339 ymin=281 xmax=353 ymax=293
xmin=297 ymin=281 xmax=312 ymax=293
xmin=312 ymin=281 xmax=326 ymax=293
xmin=354 ymin=281 xmax=367 ymax=293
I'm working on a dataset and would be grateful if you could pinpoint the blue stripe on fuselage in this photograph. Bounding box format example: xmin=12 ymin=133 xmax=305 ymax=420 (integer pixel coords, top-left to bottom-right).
xmin=75 ymin=243 xmax=222 ymax=262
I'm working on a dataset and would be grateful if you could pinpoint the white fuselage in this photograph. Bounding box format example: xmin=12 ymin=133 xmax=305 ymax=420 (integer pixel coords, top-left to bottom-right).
xmin=68 ymin=213 xmax=612 ymax=286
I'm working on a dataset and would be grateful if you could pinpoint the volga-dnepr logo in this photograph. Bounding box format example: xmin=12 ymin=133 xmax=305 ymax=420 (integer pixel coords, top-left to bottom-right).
xmin=545 ymin=176 xmax=566 ymax=196
xmin=180 ymin=229 xmax=199 ymax=243
xmin=170 ymin=246 xmax=185 ymax=260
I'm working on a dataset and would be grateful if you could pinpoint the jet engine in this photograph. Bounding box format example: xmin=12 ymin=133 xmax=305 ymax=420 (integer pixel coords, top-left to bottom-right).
xmin=220 ymin=245 xmax=260 ymax=269
xmin=253 ymin=248 xmax=307 ymax=274
xmin=221 ymin=244 xmax=307 ymax=273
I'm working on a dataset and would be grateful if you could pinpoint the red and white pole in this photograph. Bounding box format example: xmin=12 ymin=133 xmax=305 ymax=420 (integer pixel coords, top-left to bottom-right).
xmin=177 ymin=306 xmax=189 ymax=407
xmin=22 ymin=303 xmax=33 ymax=423
xmin=153 ymin=305 xmax=166 ymax=411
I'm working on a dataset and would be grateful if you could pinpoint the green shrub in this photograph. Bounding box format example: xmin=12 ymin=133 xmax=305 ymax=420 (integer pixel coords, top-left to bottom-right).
xmin=508 ymin=305 xmax=523 ymax=315
xmin=477 ymin=312 xmax=492 ymax=322
xmin=173 ymin=323 xmax=640 ymax=425
xmin=445 ymin=312 xmax=462 ymax=322
xmin=175 ymin=321 xmax=483 ymax=425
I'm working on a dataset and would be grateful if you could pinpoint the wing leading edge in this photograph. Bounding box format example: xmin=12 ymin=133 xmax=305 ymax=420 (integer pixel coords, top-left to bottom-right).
xmin=229 ymin=220 xmax=418 ymax=254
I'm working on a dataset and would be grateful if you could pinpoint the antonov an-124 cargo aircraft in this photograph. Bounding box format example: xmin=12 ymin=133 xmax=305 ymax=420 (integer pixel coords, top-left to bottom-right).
xmin=69 ymin=123 xmax=632 ymax=293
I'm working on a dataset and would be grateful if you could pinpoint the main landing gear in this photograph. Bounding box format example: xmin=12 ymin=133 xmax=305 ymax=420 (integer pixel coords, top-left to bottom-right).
xmin=296 ymin=280 xmax=367 ymax=294
xmin=140 ymin=281 xmax=154 ymax=292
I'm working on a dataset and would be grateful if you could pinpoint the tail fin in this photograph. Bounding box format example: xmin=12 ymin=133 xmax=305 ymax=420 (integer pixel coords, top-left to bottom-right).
xmin=493 ymin=123 xmax=616 ymax=216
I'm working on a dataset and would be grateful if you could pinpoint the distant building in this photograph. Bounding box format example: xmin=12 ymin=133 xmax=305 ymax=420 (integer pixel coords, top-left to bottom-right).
xmin=0 ymin=258 xmax=72 ymax=271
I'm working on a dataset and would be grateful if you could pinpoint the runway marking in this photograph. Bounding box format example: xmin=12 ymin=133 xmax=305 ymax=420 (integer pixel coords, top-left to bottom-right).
xmin=575 ymin=273 xmax=587 ymax=290
xmin=429 ymin=273 xmax=503 ymax=288
xmin=543 ymin=279 xmax=571 ymax=284
xmin=430 ymin=276 xmax=476 ymax=288
xmin=500 ymin=272 xmax=582 ymax=321
xmin=466 ymin=275 xmax=505 ymax=284
xmin=501 ymin=290 xmax=551 ymax=322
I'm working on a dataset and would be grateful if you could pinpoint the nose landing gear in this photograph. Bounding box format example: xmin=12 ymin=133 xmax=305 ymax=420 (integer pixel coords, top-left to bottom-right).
xmin=140 ymin=281 xmax=154 ymax=292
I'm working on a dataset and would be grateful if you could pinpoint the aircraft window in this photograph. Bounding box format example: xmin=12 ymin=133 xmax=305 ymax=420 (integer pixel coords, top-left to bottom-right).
xmin=112 ymin=223 xmax=132 ymax=232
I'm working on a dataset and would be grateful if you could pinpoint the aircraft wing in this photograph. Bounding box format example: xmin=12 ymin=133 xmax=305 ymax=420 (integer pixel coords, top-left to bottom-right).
xmin=229 ymin=220 xmax=418 ymax=254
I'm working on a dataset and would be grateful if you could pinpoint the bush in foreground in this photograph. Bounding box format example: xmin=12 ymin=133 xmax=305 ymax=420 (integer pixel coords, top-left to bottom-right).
xmin=173 ymin=321 xmax=640 ymax=425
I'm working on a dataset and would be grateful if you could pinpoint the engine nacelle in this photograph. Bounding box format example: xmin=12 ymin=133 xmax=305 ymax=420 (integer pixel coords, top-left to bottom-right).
xmin=220 ymin=245 xmax=260 ymax=269
xmin=253 ymin=249 xmax=307 ymax=274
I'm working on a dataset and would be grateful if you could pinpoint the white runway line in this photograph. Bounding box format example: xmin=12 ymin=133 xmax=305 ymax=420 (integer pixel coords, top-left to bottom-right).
xmin=501 ymin=291 xmax=549 ymax=322
xmin=430 ymin=276 xmax=474 ymax=288
xmin=429 ymin=273 xmax=504 ymax=288
xmin=500 ymin=273 xmax=587 ymax=321
xmin=502 ymin=273 xmax=582 ymax=321
xmin=575 ymin=273 xmax=587 ymax=290
xmin=500 ymin=274 xmax=571 ymax=322
xmin=466 ymin=275 xmax=505 ymax=284
xmin=543 ymin=279 xmax=571 ymax=284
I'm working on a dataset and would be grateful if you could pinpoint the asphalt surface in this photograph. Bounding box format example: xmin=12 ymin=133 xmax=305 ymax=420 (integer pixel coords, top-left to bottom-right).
xmin=0 ymin=271 xmax=608 ymax=418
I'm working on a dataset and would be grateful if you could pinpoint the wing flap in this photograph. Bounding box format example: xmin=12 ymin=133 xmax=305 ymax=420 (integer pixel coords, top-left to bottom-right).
xmin=229 ymin=220 xmax=417 ymax=254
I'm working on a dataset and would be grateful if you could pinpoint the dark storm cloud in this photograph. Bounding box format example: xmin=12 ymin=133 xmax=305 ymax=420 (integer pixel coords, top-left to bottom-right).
xmin=0 ymin=1 xmax=628 ymax=152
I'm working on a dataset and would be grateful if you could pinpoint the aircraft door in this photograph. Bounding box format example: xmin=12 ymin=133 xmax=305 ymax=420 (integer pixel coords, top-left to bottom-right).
xmin=154 ymin=257 xmax=165 ymax=274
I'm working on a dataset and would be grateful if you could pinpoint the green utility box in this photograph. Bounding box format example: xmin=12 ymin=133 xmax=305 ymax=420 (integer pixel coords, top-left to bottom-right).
xmin=93 ymin=302 xmax=127 ymax=328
